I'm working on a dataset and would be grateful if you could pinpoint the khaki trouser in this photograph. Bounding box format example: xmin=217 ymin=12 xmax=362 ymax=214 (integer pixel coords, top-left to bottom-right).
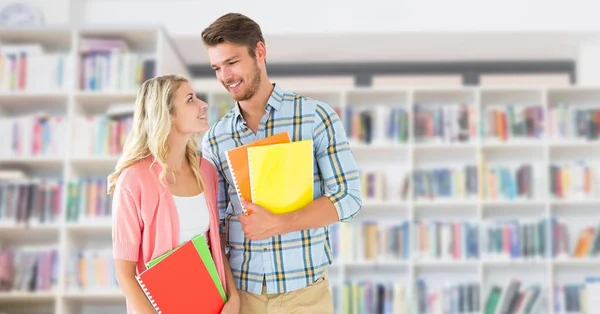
xmin=239 ymin=270 xmax=334 ymax=314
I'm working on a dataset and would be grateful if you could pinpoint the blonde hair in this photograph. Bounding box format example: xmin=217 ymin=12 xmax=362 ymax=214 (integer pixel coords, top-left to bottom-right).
xmin=107 ymin=74 xmax=204 ymax=195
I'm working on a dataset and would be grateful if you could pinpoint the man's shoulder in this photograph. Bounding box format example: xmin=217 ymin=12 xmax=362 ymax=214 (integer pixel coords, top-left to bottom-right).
xmin=278 ymin=87 xmax=338 ymax=115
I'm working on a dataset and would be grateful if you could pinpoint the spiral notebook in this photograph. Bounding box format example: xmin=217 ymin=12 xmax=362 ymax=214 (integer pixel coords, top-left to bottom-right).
xmin=225 ymin=132 xmax=290 ymax=206
xmin=145 ymin=234 xmax=226 ymax=302
xmin=136 ymin=238 xmax=225 ymax=313
xmin=247 ymin=139 xmax=314 ymax=214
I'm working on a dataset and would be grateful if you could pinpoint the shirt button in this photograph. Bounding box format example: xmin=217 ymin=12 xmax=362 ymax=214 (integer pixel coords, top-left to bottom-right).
xmin=263 ymin=248 xmax=268 ymax=252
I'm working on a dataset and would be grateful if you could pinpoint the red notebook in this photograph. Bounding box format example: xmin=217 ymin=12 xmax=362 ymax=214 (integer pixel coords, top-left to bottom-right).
xmin=136 ymin=240 xmax=225 ymax=313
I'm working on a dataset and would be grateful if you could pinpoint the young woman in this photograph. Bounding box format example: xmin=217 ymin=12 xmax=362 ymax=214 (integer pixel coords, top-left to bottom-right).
xmin=107 ymin=74 xmax=239 ymax=314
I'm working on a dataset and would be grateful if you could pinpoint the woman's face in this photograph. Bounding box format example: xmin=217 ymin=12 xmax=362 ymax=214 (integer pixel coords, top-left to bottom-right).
xmin=170 ymin=81 xmax=209 ymax=136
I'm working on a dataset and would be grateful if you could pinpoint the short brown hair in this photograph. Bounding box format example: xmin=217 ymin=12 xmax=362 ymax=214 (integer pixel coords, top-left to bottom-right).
xmin=201 ymin=13 xmax=265 ymax=59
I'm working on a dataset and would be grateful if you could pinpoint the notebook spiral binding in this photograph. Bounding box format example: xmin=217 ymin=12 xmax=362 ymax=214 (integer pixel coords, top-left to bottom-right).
xmin=225 ymin=151 xmax=247 ymax=214
xmin=135 ymin=275 xmax=163 ymax=314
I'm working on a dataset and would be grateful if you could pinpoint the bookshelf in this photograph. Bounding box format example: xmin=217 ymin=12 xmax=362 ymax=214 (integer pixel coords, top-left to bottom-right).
xmin=0 ymin=26 xmax=599 ymax=314
xmin=0 ymin=26 xmax=188 ymax=314
xmin=198 ymin=85 xmax=600 ymax=314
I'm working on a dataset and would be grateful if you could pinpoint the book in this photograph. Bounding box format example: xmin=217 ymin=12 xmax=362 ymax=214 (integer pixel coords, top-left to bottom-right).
xmin=136 ymin=237 xmax=225 ymax=313
xmin=225 ymin=132 xmax=291 ymax=210
xmin=247 ymin=139 xmax=314 ymax=214
xmin=145 ymin=234 xmax=226 ymax=302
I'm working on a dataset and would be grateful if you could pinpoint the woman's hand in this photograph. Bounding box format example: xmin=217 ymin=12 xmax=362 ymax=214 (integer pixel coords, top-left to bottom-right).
xmin=221 ymin=294 xmax=240 ymax=314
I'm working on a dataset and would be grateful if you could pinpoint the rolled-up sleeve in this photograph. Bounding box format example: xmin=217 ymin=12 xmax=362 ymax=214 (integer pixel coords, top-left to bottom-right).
xmin=202 ymin=131 xmax=230 ymax=234
xmin=313 ymin=103 xmax=363 ymax=222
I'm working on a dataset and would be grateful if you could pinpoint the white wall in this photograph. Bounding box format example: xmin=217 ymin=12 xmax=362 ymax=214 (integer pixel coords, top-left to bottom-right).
xmin=7 ymin=0 xmax=600 ymax=85
xmin=0 ymin=0 xmax=70 ymax=25
xmin=78 ymin=0 xmax=600 ymax=36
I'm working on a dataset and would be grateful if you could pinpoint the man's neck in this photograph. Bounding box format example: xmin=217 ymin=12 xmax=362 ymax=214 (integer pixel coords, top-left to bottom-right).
xmin=239 ymin=80 xmax=274 ymax=118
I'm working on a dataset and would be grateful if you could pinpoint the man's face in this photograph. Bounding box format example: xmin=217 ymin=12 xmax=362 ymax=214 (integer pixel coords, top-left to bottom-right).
xmin=208 ymin=42 xmax=262 ymax=102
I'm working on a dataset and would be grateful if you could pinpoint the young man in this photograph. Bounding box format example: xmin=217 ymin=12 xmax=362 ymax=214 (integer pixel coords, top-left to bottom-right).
xmin=200 ymin=13 xmax=363 ymax=313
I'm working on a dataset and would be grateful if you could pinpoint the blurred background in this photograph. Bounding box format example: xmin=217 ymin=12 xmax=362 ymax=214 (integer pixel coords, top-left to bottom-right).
xmin=1 ymin=0 xmax=600 ymax=313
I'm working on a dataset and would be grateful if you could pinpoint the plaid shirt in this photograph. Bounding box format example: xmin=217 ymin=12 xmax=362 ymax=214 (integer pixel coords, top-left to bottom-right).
xmin=201 ymin=83 xmax=362 ymax=294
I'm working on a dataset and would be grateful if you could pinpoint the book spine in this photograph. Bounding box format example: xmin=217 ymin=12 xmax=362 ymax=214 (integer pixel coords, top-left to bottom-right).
xmin=135 ymin=275 xmax=162 ymax=314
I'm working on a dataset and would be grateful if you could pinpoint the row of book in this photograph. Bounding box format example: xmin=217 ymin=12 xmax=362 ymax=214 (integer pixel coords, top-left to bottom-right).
xmin=337 ymin=221 xmax=411 ymax=262
xmin=552 ymin=218 xmax=600 ymax=258
xmin=413 ymin=104 xmax=477 ymax=144
xmin=412 ymin=166 xmax=479 ymax=201
xmin=553 ymin=277 xmax=600 ymax=314
xmin=554 ymin=283 xmax=587 ymax=313
xmin=481 ymin=105 xmax=545 ymax=142
xmin=329 ymin=218 xmax=600 ymax=261
xmin=65 ymin=177 xmax=113 ymax=223
xmin=334 ymin=279 xmax=599 ymax=314
xmin=480 ymin=163 xmax=535 ymax=201
xmin=0 ymin=114 xmax=67 ymax=158
xmin=0 ymin=44 xmax=72 ymax=92
xmin=343 ymin=106 xmax=409 ymax=145
xmin=483 ymin=219 xmax=548 ymax=261
xmin=484 ymin=280 xmax=544 ymax=314
xmin=415 ymin=221 xmax=479 ymax=260
xmin=72 ymin=111 xmax=133 ymax=157
xmin=416 ymin=280 xmax=480 ymax=314
xmin=361 ymin=164 xmax=599 ymax=203
xmin=339 ymin=103 xmax=600 ymax=146
xmin=549 ymin=104 xmax=600 ymax=141
xmin=66 ymin=249 xmax=118 ymax=291
xmin=333 ymin=279 xmax=600 ymax=314
xmin=361 ymin=170 xmax=411 ymax=202
xmin=0 ymin=248 xmax=58 ymax=292
xmin=361 ymin=170 xmax=388 ymax=201
xmin=550 ymin=161 xmax=600 ymax=200
xmin=329 ymin=218 xmax=600 ymax=262
xmin=79 ymin=38 xmax=155 ymax=92
xmin=0 ymin=173 xmax=63 ymax=226
xmin=333 ymin=281 xmax=407 ymax=314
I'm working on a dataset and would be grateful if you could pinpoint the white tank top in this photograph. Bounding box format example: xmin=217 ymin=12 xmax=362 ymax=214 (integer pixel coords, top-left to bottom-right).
xmin=172 ymin=192 xmax=210 ymax=245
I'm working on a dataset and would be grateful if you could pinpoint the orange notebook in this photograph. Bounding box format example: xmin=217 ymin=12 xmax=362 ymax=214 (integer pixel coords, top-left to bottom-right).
xmin=136 ymin=240 xmax=225 ymax=313
xmin=225 ymin=132 xmax=290 ymax=206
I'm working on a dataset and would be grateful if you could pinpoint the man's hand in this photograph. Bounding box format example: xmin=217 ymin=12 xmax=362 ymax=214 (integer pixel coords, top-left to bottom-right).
xmin=238 ymin=198 xmax=285 ymax=240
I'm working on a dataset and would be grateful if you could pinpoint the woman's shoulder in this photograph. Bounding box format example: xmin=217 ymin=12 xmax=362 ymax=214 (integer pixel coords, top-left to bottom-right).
xmin=199 ymin=155 xmax=218 ymax=178
xmin=116 ymin=158 xmax=160 ymax=194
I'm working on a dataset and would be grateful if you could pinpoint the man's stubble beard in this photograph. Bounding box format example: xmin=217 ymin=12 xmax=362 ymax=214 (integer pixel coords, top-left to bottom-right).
xmin=234 ymin=62 xmax=262 ymax=102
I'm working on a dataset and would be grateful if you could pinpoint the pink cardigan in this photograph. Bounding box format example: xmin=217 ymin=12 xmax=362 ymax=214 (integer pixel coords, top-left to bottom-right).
xmin=111 ymin=156 xmax=227 ymax=313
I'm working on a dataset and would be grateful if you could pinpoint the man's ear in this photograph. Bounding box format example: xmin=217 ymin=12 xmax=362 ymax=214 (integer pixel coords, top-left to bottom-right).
xmin=255 ymin=41 xmax=267 ymax=63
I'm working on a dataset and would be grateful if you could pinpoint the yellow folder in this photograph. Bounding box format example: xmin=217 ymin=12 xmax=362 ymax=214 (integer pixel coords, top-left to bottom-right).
xmin=247 ymin=140 xmax=314 ymax=214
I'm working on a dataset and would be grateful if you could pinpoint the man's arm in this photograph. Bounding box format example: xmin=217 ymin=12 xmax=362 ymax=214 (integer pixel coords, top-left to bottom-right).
xmin=278 ymin=103 xmax=362 ymax=233
xmin=238 ymin=102 xmax=362 ymax=240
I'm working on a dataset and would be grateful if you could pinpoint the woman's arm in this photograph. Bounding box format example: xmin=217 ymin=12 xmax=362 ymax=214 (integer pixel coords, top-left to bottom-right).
xmin=114 ymin=260 xmax=157 ymax=314
xmin=220 ymin=234 xmax=240 ymax=311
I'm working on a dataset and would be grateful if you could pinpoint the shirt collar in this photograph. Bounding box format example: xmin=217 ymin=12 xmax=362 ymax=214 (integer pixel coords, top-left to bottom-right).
xmin=233 ymin=83 xmax=284 ymax=121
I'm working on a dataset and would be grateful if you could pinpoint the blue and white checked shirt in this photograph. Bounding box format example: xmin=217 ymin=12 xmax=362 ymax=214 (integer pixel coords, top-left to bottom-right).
xmin=201 ymin=83 xmax=362 ymax=295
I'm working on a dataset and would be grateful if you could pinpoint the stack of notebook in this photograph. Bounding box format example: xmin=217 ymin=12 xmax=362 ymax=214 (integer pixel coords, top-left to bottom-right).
xmin=225 ymin=132 xmax=314 ymax=214
xmin=136 ymin=234 xmax=226 ymax=313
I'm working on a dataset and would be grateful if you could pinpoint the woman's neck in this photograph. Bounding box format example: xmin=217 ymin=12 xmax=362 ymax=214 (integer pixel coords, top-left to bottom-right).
xmin=166 ymin=134 xmax=189 ymax=173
